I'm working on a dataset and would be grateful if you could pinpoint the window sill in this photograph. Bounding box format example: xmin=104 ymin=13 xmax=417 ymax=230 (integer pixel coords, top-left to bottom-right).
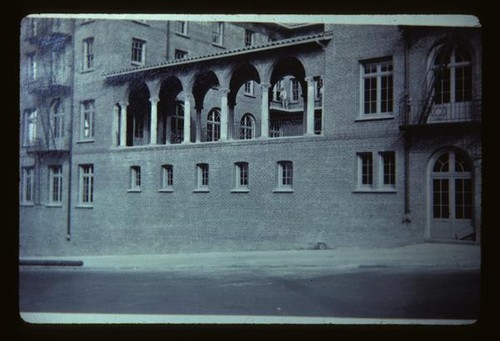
xmin=355 ymin=114 xmax=395 ymax=122
xmin=243 ymin=93 xmax=256 ymax=98
xmin=20 ymin=202 xmax=35 ymax=207
xmin=158 ymin=188 xmax=174 ymax=193
xmin=45 ymin=203 xmax=63 ymax=208
xmin=131 ymin=61 xmax=145 ymax=67
xmin=81 ymin=68 xmax=95 ymax=74
xmin=212 ymin=43 xmax=225 ymax=49
xmin=76 ymin=139 xmax=95 ymax=144
xmin=193 ymin=188 xmax=210 ymax=193
xmin=80 ymin=20 xmax=95 ymax=26
xmin=127 ymin=189 xmax=142 ymax=193
xmin=175 ymin=32 xmax=190 ymax=38
xmin=132 ymin=20 xmax=149 ymax=26
xmin=75 ymin=204 xmax=93 ymax=209
xmin=352 ymin=188 xmax=397 ymax=193
xmin=231 ymin=188 xmax=249 ymax=193
xmin=273 ymin=187 xmax=294 ymax=193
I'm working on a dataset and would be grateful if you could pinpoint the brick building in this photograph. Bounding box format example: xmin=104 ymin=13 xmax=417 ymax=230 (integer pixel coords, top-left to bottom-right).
xmin=19 ymin=16 xmax=481 ymax=256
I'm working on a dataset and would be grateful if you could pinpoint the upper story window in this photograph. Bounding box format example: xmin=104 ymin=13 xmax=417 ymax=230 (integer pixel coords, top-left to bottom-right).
xmin=244 ymin=80 xmax=255 ymax=96
xmin=273 ymin=80 xmax=283 ymax=101
xmin=129 ymin=166 xmax=141 ymax=191
xmin=290 ymin=78 xmax=300 ymax=102
xmin=131 ymin=38 xmax=146 ymax=65
xmin=195 ymin=163 xmax=209 ymax=191
xmin=174 ymin=49 xmax=188 ymax=60
xmin=29 ymin=18 xmax=38 ymax=37
xmin=82 ymin=37 xmax=94 ymax=71
xmin=277 ymin=161 xmax=293 ymax=189
xmin=361 ymin=59 xmax=393 ymax=115
xmin=212 ymin=22 xmax=224 ymax=46
xmin=175 ymin=21 xmax=188 ymax=35
xmin=23 ymin=108 xmax=37 ymax=146
xmin=245 ymin=29 xmax=255 ymax=46
xmin=240 ymin=114 xmax=255 ymax=140
xmin=358 ymin=153 xmax=373 ymax=188
xmin=433 ymin=45 xmax=472 ymax=104
xmin=27 ymin=53 xmax=37 ymax=81
xmin=314 ymin=76 xmax=323 ymax=101
xmin=51 ymin=100 xmax=64 ymax=139
xmin=49 ymin=165 xmax=63 ymax=204
xmin=171 ymin=102 xmax=184 ymax=144
xmin=161 ymin=164 xmax=174 ymax=190
xmin=234 ymin=162 xmax=249 ymax=190
xmin=51 ymin=48 xmax=66 ymax=83
xmin=207 ymin=108 xmax=221 ymax=142
xmin=80 ymin=100 xmax=95 ymax=140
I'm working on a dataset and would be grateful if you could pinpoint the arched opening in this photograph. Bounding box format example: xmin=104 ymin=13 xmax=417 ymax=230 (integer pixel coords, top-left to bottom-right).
xmin=158 ymin=77 xmax=183 ymax=144
xmin=192 ymin=70 xmax=220 ymax=111
xmin=269 ymin=57 xmax=307 ymax=137
xmin=127 ymin=81 xmax=150 ymax=146
xmin=428 ymin=149 xmax=475 ymax=241
xmin=240 ymin=113 xmax=256 ymax=140
xmin=206 ymin=108 xmax=221 ymax=142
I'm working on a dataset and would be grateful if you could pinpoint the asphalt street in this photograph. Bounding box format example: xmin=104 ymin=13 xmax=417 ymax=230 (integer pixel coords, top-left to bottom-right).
xmin=19 ymin=267 xmax=480 ymax=320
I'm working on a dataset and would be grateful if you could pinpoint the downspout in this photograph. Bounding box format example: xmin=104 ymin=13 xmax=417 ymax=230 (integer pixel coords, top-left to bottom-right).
xmin=165 ymin=21 xmax=170 ymax=60
xmin=401 ymin=27 xmax=412 ymax=224
xmin=66 ymin=19 xmax=75 ymax=241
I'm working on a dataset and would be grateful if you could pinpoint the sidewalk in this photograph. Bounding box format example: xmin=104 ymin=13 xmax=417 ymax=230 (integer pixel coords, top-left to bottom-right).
xmin=19 ymin=242 xmax=481 ymax=274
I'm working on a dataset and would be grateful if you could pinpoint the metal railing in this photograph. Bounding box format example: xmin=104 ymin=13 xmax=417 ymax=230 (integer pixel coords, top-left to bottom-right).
xmin=269 ymin=118 xmax=304 ymax=137
xmin=25 ymin=137 xmax=70 ymax=153
xmin=399 ymin=99 xmax=481 ymax=126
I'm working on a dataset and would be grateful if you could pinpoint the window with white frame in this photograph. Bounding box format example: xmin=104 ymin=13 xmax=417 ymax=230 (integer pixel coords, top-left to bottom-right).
xmin=207 ymin=108 xmax=221 ymax=142
xmin=171 ymin=102 xmax=184 ymax=143
xmin=234 ymin=162 xmax=249 ymax=189
xmin=273 ymin=80 xmax=283 ymax=101
xmin=196 ymin=163 xmax=209 ymax=189
xmin=24 ymin=108 xmax=37 ymax=146
xmin=49 ymin=165 xmax=63 ymax=204
xmin=277 ymin=161 xmax=293 ymax=189
xmin=358 ymin=153 xmax=373 ymax=188
xmin=361 ymin=59 xmax=393 ymax=115
xmin=51 ymin=100 xmax=64 ymax=139
xmin=29 ymin=18 xmax=38 ymax=37
xmin=212 ymin=22 xmax=224 ymax=45
xmin=175 ymin=21 xmax=188 ymax=35
xmin=21 ymin=167 xmax=34 ymax=204
xmin=244 ymin=81 xmax=255 ymax=96
xmin=174 ymin=49 xmax=188 ymax=59
xmin=314 ymin=76 xmax=323 ymax=101
xmin=380 ymin=151 xmax=396 ymax=187
xmin=130 ymin=166 xmax=141 ymax=191
xmin=240 ymin=114 xmax=255 ymax=140
xmin=82 ymin=37 xmax=94 ymax=71
xmin=290 ymin=78 xmax=300 ymax=102
xmin=161 ymin=164 xmax=174 ymax=189
xmin=79 ymin=164 xmax=94 ymax=205
xmin=80 ymin=100 xmax=95 ymax=140
xmin=131 ymin=38 xmax=146 ymax=65
xmin=27 ymin=53 xmax=37 ymax=81
xmin=245 ymin=29 xmax=255 ymax=46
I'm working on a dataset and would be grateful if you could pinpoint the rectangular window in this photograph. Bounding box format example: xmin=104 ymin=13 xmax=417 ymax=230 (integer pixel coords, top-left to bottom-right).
xmin=83 ymin=37 xmax=94 ymax=71
xmin=79 ymin=164 xmax=94 ymax=205
xmin=212 ymin=22 xmax=224 ymax=46
xmin=433 ymin=179 xmax=449 ymax=218
xmin=235 ymin=162 xmax=249 ymax=189
xmin=380 ymin=152 xmax=396 ymax=187
xmin=175 ymin=21 xmax=188 ymax=35
xmin=49 ymin=165 xmax=63 ymax=204
xmin=290 ymin=79 xmax=299 ymax=102
xmin=174 ymin=49 xmax=188 ymax=59
xmin=161 ymin=164 xmax=174 ymax=189
xmin=130 ymin=166 xmax=141 ymax=190
xmin=28 ymin=53 xmax=37 ymax=81
xmin=244 ymin=81 xmax=254 ymax=96
xmin=314 ymin=76 xmax=323 ymax=101
xmin=273 ymin=80 xmax=282 ymax=101
xmin=131 ymin=38 xmax=146 ymax=64
xmin=358 ymin=153 xmax=373 ymax=187
xmin=278 ymin=161 xmax=293 ymax=188
xmin=21 ymin=167 xmax=34 ymax=204
xmin=80 ymin=100 xmax=95 ymax=140
xmin=361 ymin=59 xmax=393 ymax=115
xmin=24 ymin=109 xmax=37 ymax=146
xmin=196 ymin=163 xmax=209 ymax=188
xmin=245 ymin=29 xmax=255 ymax=46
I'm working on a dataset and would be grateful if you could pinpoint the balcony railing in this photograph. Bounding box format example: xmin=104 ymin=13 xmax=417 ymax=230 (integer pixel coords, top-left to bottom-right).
xmin=270 ymin=118 xmax=304 ymax=137
xmin=399 ymin=99 xmax=481 ymax=127
xmin=27 ymin=74 xmax=71 ymax=96
xmin=25 ymin=137 xmax=70 ymax=154
xmin=28 ymin=19 xmax=72 ymax=48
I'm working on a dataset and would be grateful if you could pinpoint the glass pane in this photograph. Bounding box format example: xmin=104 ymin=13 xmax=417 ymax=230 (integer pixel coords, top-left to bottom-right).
xmin=455 ymin=178 xmax=472 ymax=219
xmin=433 ymin=153 xmax=449 ymax=172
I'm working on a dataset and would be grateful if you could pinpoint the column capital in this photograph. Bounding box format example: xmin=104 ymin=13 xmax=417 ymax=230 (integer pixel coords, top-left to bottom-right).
xmin=118 ymin=101 xmax=129 ymax=107
xmin=149 ymin=97 xmax=160 ymax=104
xmin=219 ymin=87 xmax=230 ymax=95
xmin=260 ymin=83 xmax=271 ymax=90
xmin=304 ymin=76 xmax=315 ymax=84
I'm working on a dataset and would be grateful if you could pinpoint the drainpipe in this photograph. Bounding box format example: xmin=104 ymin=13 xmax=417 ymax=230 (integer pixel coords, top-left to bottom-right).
xmin=66 ymin=19 xmax=75 ymax=241
xmin=401 ymin=27 xmax=412 ymax=223
xmin=165 ymin=21 xmax=170 ymax=60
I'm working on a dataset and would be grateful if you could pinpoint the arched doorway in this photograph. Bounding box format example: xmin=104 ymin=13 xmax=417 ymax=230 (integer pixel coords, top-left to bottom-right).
xmin=428 ymin=149 xmax=475 ymax=241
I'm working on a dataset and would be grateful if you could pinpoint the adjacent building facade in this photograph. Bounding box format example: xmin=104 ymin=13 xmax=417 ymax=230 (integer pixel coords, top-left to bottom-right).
xmin=19 ymin=17 xmax=482 ymax=256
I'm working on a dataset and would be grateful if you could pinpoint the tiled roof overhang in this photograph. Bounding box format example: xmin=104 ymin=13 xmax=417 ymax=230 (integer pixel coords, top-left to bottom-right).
xmin=103 ymin=31 xmax=333 ymax=79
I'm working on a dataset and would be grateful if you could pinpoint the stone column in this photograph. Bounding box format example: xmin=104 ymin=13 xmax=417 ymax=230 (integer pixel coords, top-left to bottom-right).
xmin=183 ymin=94 xmax=192 ymax=143
xmin=118 ymin=101 xmax=128 ymax=147
xmin=220 ymin=88 xmax=230 ymax=141
xmin=195 ymin=107 xmax=202 ymax=143
xmin=149 ymin=97 xmax=159 ymax=144
xmin=260 ymin=83 xmax=271 ymax=138
xmin=305 ymin=77 xmax=316 ymax=135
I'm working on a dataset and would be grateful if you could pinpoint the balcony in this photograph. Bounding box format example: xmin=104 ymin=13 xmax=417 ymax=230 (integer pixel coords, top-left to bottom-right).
xmin=27 ymin=74 xmax=71 ymax=97
xmin=28 ymin=19 xmax=72 ymax=49
xmin=399 ymin=99 xmax=481 ymax=130
xmin=25 ymin=137 xmax=70 ymax=154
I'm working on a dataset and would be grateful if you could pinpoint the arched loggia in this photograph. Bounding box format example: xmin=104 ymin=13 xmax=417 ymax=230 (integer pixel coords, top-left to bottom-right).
xmin=158 ymin=76 xmax=183 ymax=144
xmin=127 ymin=80 xmax=150 ymax=146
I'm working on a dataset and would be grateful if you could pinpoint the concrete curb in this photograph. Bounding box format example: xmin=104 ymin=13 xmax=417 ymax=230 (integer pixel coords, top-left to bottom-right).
xmin=19 ymin=259 xmax=84 ymax=267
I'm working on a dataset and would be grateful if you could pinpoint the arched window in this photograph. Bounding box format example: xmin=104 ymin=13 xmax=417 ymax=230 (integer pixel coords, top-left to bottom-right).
xmin=51 ymin=100 xmax=64 ymax=139
xmin=171 ymin=102 xmax=184 ymax=143
xmin=240 ymin=114 xmax=255 ymax=140
xmin=433 ymin=44 xmax=472 ymax=104
xmin=207 ymin=108 xmax=220 ymax=142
